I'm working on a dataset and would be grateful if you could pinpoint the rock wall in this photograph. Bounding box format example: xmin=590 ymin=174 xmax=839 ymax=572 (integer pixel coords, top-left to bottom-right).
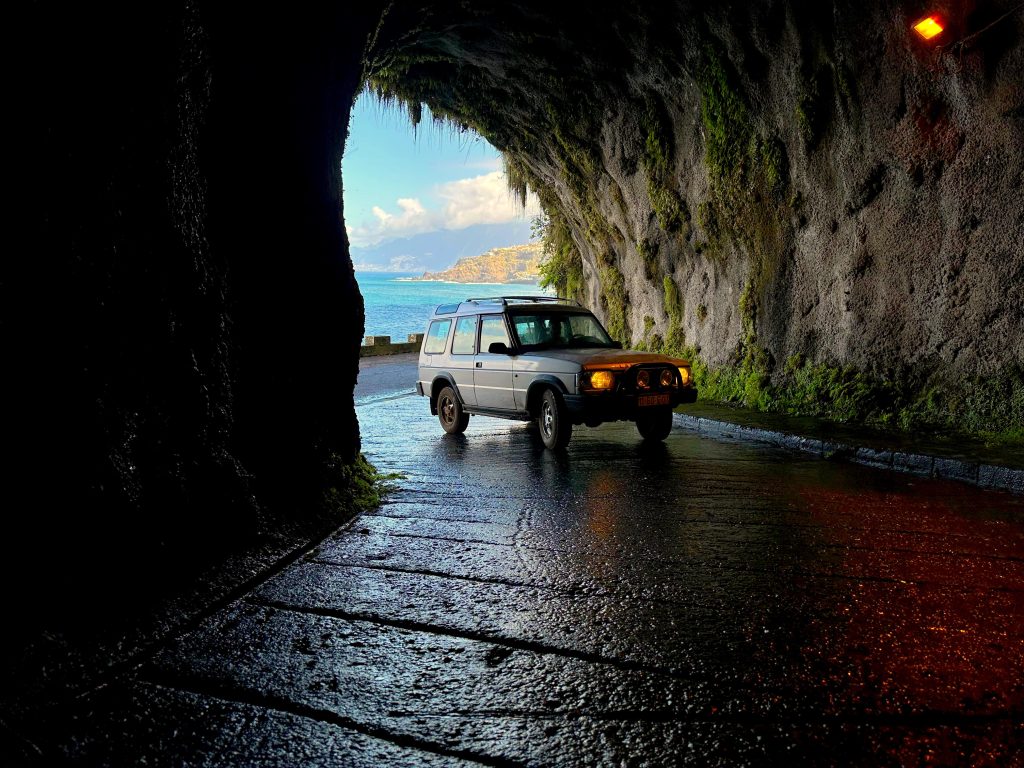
xmin=368 ymin=0 xmax=1023 ymax=434
xmin=7 ymin=3 xmax=379 ymax=611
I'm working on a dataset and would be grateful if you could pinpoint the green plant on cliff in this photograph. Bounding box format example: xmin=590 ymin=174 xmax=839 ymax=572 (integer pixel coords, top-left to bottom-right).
xmin=699 ymin=47 xmax=753 ymax=187
xmin=663 ymin=282 xmax=773 ymax=408
xmin=662 ymin=275 xmax=686 ymax=351
xmin=678 ymin=348 xmax=1024 ymax=445
xmin=537 ymin=211 xmax=585 ymax=302
xmin=543 ymin=101 xmax=623 ymax=246
xmin=640 ymin=95 xmax=690 ymax=236
xmin=321 ymin=453 xmax=401 ymax=514
xmin=599 ymin=265 xmax=629 ymax=342
xmin=764 ymin=360 xmax=1024 ymax=444
xmin=638 ymin=238 xmax=659 ymax=282
xmin=697 ymin=46 xmax=791 ymax=304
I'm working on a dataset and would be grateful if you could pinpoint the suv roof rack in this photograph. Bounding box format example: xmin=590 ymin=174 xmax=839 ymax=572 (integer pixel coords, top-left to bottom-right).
xmin=465 ymin=296 xmax=581 ymax=306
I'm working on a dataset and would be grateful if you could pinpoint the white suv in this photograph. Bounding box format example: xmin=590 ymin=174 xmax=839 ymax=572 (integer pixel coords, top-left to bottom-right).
xmin=415 ymin=296 xmax=698 ymax=449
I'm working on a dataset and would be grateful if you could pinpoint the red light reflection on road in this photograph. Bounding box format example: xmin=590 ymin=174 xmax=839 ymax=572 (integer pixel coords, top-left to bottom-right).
xmin=796 ymin=478 xmax=1024 ymax=762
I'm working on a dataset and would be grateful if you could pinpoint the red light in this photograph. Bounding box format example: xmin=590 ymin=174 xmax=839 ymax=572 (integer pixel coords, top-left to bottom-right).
xmin=913 ymin=15 xmax=944 ymax=40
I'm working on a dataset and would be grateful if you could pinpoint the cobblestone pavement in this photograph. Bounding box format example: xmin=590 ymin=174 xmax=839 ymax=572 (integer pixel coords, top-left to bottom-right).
xmin=55 ymin=385 xmax=1024 ymax=766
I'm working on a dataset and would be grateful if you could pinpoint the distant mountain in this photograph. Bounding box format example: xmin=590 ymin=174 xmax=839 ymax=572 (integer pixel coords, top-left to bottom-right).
xmin=408 ymin=243 xmax=544 ymax=284
xmin=350 ymin=221 xmax=534 ymax=273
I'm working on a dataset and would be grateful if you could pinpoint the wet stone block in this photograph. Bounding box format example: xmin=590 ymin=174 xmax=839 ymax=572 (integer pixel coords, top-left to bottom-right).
xmin=892 ymin=452 xmax=933 ymax=477
xmin=853 ymin=447 xmax=893 ymax=470
xmin=977 ymin=464 xmax=1024 ymax=494
xmin=931 ymin=457 xmax=978 ymax=485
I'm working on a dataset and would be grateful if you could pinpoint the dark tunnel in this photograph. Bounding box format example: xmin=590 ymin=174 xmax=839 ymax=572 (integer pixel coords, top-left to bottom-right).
xmin=6 ymin=0 xmax=1023 ymax=640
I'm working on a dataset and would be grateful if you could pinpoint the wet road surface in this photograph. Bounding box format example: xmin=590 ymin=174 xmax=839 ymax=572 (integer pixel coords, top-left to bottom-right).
xmin=60 ymin=369 xmax=1024 ymax=765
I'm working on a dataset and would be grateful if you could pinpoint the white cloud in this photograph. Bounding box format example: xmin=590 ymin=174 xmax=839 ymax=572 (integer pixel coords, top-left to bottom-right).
xmin=438 ymin=171 xmax=541 ymax=230
xmin=346 ymin=170 xmax=540 ymax=248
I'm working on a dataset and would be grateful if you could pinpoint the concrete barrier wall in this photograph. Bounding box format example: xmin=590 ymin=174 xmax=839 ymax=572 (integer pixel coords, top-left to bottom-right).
xmin=360 ymin=334 xmax=424 ymax=357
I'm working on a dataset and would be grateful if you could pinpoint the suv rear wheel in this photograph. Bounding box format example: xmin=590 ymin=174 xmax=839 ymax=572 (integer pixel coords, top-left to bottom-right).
xmin=538 ymin=388 xmax=572 ymax=449
xmin=437 ymin=386 xmax=469 ymax=434
xmin=636 ymin=406 xmax=673 ymax=441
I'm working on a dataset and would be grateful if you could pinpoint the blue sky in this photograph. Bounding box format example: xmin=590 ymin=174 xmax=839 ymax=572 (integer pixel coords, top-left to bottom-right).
xmin=342 ymin=92 xmax=539 ymax=250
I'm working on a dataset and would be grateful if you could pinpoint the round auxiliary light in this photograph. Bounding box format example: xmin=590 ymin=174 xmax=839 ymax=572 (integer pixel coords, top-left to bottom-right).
xmin=660 ymin=369 xmax=674 ymax=388
xmin=636 ymin=370 xmax=651 ymax=389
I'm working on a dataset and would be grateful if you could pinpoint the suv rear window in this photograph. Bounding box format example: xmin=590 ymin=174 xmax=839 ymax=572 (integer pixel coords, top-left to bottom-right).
xmin=424 ymin=319 xmax=451 ymax=354
xmin=452 ymin=315 xmax=478 ymax=355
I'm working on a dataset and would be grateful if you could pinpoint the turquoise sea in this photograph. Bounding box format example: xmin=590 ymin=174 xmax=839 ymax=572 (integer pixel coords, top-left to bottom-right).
xmin=357 ymin=272 xmax=553 ymax=341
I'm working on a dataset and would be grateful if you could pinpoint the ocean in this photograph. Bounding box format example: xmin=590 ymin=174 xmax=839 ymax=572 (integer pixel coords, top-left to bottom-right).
xmin=357 ymin=272 xmax=553 ymax=341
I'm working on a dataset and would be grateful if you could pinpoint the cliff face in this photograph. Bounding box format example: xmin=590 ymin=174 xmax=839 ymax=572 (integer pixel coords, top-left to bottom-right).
xmin=368 ymin=0 xmax=1023 ymax=435
xmin=415 ymin=243 xmax=544 ymax=283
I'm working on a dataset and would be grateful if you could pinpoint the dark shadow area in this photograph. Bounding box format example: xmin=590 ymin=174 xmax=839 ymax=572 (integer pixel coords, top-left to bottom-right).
xmin=5 ymin=5 xmax=383 ymax=760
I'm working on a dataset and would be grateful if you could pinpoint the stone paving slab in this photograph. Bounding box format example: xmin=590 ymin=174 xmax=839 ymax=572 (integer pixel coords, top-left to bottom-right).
xmin=61 ymin=680 xmax=468 ymax=767
xmin=42 ymin=393 xmax=1024 ymax=765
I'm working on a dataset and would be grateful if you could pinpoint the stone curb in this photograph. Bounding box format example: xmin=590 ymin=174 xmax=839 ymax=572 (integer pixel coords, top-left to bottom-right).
xmin=673 ymin=412 xmax=1024 ymax=496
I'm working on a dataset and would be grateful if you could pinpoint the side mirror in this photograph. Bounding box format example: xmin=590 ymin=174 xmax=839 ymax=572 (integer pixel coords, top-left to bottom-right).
xmin=488 ymin=342 xmax=512 ymax=355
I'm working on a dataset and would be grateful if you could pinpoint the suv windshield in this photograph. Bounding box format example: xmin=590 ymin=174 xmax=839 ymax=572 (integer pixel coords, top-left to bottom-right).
xmin=510 ymin=311 xmax=616 ymax=351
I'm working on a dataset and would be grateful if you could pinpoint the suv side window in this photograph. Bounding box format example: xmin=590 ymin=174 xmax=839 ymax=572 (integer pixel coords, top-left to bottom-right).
xmin=452 ymin=315 xmax=478 ymax=355
xmin=424 ymin=319 xmax=452 ymax=354
xmin=479 ymin=314 xmax=509 ymax=352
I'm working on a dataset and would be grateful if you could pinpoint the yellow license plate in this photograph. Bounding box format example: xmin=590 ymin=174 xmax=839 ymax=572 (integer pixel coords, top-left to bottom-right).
xmin=638 ymin=393 xmax=670 ymax=407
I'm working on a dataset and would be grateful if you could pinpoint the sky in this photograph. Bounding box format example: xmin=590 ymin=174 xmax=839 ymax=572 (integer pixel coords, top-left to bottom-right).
xmin=342 ymin=93 xmax=540 ymax=252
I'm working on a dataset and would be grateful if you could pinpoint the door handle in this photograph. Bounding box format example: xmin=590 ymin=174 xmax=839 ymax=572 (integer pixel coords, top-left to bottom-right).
xmin=475 ymin=362 xmax=482 ymax=368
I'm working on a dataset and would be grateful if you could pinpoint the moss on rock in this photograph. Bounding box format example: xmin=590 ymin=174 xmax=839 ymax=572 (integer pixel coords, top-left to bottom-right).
xmin=321 ymin=454 xmax=401 ymax=515
xmin=599 ymin=264 xmax=629 ymax=342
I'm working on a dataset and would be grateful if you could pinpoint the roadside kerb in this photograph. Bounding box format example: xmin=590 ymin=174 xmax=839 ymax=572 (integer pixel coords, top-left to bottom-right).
xmin=674 ymin=412 xmax=1024 ymax=495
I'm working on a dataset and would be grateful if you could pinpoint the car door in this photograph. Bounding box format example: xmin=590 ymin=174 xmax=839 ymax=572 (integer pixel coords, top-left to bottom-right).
xmin=449 ymin=314 xmax=478 ymax=406
xmin=474 ymin=314 xmax=515 ymax=409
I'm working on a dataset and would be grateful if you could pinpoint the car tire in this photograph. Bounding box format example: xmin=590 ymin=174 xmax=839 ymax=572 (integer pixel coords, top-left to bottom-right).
xmin=636 ymin=407 xmax=673 ymax=441
xmin=538 ymin=388 xmax=572 ymax=449
xmin=437 ymin=386 xmax=469 ymax=434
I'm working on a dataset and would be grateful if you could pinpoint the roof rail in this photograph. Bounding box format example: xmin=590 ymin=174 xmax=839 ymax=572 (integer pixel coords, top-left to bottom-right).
xmin=465 ymin=295 xmax=581 ymax=306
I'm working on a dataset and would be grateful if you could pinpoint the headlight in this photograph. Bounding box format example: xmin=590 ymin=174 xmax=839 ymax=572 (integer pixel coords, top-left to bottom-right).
xmin=636 ymin=370 xmax=651 ymax=389
xmin=678 ymin=366 xmax=691 ymax=386
xmin=660 ymin=369 xmax=674 ymax=388
xmin=586 ymin=370 xmax=615 ymax=390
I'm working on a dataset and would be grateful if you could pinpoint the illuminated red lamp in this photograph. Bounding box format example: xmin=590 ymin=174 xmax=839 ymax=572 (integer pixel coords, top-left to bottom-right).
xmin=913 ymin=15 xmax=945 ymax=41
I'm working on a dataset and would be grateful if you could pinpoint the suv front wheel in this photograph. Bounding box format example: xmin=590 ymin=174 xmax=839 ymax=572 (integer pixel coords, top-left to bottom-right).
xmin=538 ymin=389 xmax=572 ymax=449
xmin=437 ymin=386 xmax=470 ymax=434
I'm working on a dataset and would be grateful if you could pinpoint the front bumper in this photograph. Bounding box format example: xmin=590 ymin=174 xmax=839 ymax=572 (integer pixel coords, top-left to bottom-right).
xmin=564 ymin=386 xmax=698 ymax=424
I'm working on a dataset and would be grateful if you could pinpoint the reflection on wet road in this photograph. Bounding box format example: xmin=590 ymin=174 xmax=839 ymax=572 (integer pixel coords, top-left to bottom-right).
xmin=69 ymin=390 xmax=1024 ymax=765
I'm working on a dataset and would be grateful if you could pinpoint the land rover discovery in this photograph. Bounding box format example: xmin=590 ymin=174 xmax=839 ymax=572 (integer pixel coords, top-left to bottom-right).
xmin=415 ymin=296 xmax=698 ymax=448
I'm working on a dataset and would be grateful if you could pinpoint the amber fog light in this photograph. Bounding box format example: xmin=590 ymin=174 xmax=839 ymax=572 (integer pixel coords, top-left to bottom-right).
xmin=588 ymin=370 xmax=615 ymax=390
xmin=636 ymin=370 xmax=651 ymax=389
xmin=660 ymin=369 xmax=674 ymax=388
xmin=678 ymin=366 xmax=691 ymax=385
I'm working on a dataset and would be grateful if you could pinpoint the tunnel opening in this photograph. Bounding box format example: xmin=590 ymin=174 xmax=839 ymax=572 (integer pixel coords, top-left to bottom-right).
xmin=342 ymin=90 xmax=539 ymax=349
